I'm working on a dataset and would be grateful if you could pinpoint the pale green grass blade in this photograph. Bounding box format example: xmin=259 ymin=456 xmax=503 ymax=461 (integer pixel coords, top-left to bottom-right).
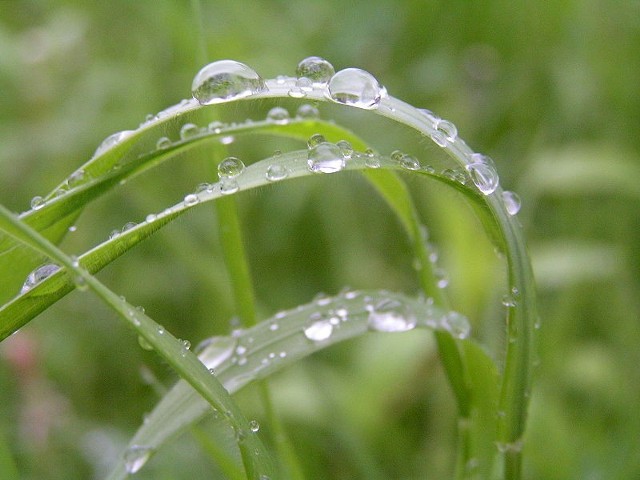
xmin=106 ymin=288 xmax=474 ymax=480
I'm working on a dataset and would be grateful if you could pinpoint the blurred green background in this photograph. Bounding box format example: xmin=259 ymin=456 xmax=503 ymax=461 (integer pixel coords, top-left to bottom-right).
xmin=1 ymin=1 xmax=639 ymax=479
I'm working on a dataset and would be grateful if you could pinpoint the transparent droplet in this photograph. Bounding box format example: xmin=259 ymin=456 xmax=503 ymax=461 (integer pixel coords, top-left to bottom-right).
xmin=196 ymin=182 xmax=214 ymax=193
xmin=94 ymin=130 xmax=135 ymax=157
xmin=399 ymin=154 xmax=420 ymax=170
xmin=308 ymin=142 xmax=345 ymax=174
xmin=30 ymin=196 xmax=45 ymax=211
xmin=218 ymin=157 xmax=246 ymax=179
xmin=208 ymin=120 xmax=224 ymax=133
xmin=502 ymin=294 xmax=517 ymax=307
xmin=220 ymin=135 xmax=235 ymax=145
xmin=108 ymin=230 xmax=120 ymax=240
xmin=502 ymin=191 xmax=521 ymax=215
xmin=304 ymin=318 xmax=334 ymax=342
xmin=180 ymin=339 xmax=191 ymax=357
xmin=265 ymin=164 xmax=288 ymax=182
xmin=21 ymin=264 xmax=60 ymax=294
xmin=180 ymin=123 xmax=200 ymax=140
xmin=156 ymin=136 xmax=172 ymax=150
xmin=138 ymin=335 xmax=153 ymax=351
xmin=328 ymin=68 xmax=384 ymax=109
xmin=68 ymin=225 xmax=77 ymax=233
xmin=364 ymin=149 xmax=380 ymax=168
xmin=435 ymin=119 xmax=458 ymax=142
xmin=307 ymin=133 xmax=326 ymax=148
xmin=184 ymin=193 xmax=199 ymax=206
xmin=296 ymin=56 xmax=335 ymax=85
xmin=157 ymin=325 xmax=165 ymax=335
xmin=435 ymin=268 xmax=449 ymax=289
xmin=368 ymin=299 xmax=417 ymax=332
xmin=124 ymin=445 xmax=153 ymax=474
xmin=145 ymin=213 xmax=157 ymax=223
xmin=296 ymin=103 xmax=319 ymax=119
xmin=442 ymin=311 xmax=471 ymax=339
xmin=191 ymin=60 xmax=266 ymax=105
xmin=219 ymin=178 xmax=239 ymax=195
xmin=249 ymin=420 xmax=260 ymax=433
xmin=467 ymin=159 xmax=499 ymax=195
xmin=266 ymin=106 xmax=290 ymax=124
xmin=336 ymin=140 xmax=353 ymax=159
xmin=391 ymin=150 xmax=404 ymax=162
xmin=67 ymin=170 xmax=85 ymax=187
xmin=122 ymin=222 xmax=137 ymax=232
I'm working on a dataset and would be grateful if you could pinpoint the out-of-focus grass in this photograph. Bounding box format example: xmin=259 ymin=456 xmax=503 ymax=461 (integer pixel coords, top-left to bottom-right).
xmin=1 ymin=1 xmax=638 ymax=478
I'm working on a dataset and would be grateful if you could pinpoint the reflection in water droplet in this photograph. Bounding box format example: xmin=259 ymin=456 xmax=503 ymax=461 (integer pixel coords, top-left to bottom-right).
xmin=502 ymin=191 xmax=521 ymax=215
xmin=180 ymin=123 xmax=200 ymax=140
xmin=296 ymin=56 xmax=335 ymax=85
xmin=266 ymin=106 xmax=290 ymax=124
xmin=191 ymin=60 xmax=266 ymax=105
xmin=327 ymin=68 xmax=384 ymax=109
xmin=336 ymin=140 xmax=353 ymax=159
xmin=124 ymin=445 xmax=153 ymax=474
xmin=368 ymin=299 xmax=417 ymax=332
xmin=266 ymin=164 xmax=288 ymax=182
xmin=218 ymin=157 xmax=246 ymax=179
xmin=30 ymin=196 xmax=45 ymax=211
xmin=296 ymin=104 xmax=319 ymax=119
xmin=307 ymin=134 xmax=325 ymax=148
xmin=364 ymin=149 xmax=380 ymax=168
xmin=399 ymin=154 xmax=420 ymax=170
xmin=307 ymin=142 xmax=345 ymax=174
xmin=304 ymin=318 xmax=333 ymax=342
xmin=156 ymin=136 xmax=172 ymax=150
xmin=21 ymin=264 xmax=61 ymax=294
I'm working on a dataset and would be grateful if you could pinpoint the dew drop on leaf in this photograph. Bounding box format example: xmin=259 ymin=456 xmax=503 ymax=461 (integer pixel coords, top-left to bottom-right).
xmin=327 ymin=68 xmax=384 ymax=109
xmin=191 ymin=60 xmax=266 ymax=105
xmin=124 ymin=445 xmax=153 ymax=474
xmin=218 ymin=156 xmax=246 ymax=179
xmin=265 ymin=164 xmax=288 ymax=182
xmin=183 ymin=193 xmax=199 ymax=206
xmin=367 ymin=298 xmax=417 ymax=332
xmin=296 ymin=103 xmax=319 ymax=119
xmin=94 ymin=130 xmax=135 ymax=157
xmin=467 ymin=154 xmax=499 ymax=195
xmin=21 ymin=264 xmax=61 ymax=294
xmin=156 ymin=136 xmax=172 ymax=150
xmin=307 ymin=142 xmax=345 ymax=174
xmin=296 ymin=56 xmax=335 ymax=85
xmin=442 ymin=311 xmax=471 ymax=339
xmin=266 ymin=106 xmax=290 ymax=124
xmin=180 ymin=123 xmax=200 ymax=140
xmin=502 ymin=190 xmax=521 ymax=215
xmin=30 ymin=196 xmax=45 ymax=211
xmin=304 ymin=317 xmax=334 ymax=342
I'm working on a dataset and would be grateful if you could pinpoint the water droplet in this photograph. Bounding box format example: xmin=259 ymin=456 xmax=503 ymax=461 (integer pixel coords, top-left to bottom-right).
xmin=68 ymin=225 xmax=77 ymax=233
xmin=157 ymin=325 xmax=165 ymax=335
xmin=180 ymin=339 xmax=191 ymax=357
xmin=109 ymin=230 xmax=120 ymax=240
xmin=442 ymin=311 xmax=471 ymax=339
xmin=308 ymin=142 xmax=345 ymax=174
xmin=307 ymin=134 xmax=325 ymax=148
xmin=180 ymin=123 xmax=200 ymax=140
xmin=67 ymin=170 xmax=85 ymax=187
xmin=296 ymin=103 xmax=319 ymax=119
xmin=304 ymin=317 xmax=333 ymax=342
xmin=219 ymin=178 xmax=239 ymax=195
xmin=124 ymin=445 xmax=153 ymax=474
xmin=435 ymin=268 xmax=449 ymax=289
xmin=336 ymin=140 xmax=353 ymax=159
xmin=266 ymin=106 xmax=290 ymax=124
xmin=218 ymin=156 xmax=245 ymax=179
xmin=122 ymin=222 xmax=137 ymax=232
xmin=435 ymin=119 xmax=458 ymax=142
xmin=296 ymin=56 xmax=335 ymax=85
xmin=21 ymin=264 xmax=60 ymax=294
xmin=156 ymin=136 xmax=172 ymax=149
xmin=502 ymin=294 xmax=517 ymax=307
xmin=368 ymin=299 xmax=417 ymax=332
xmin=145 ymin=213 xmax=157 ymax=223
xmin=30 ymin=196 xmax=45 ymax=211
xmin=442 ymin=168 xmax=467 ymax=184
xmin=208 ymin=121 xmax=224 ymax=133
xmin=265 ymin=164 xmax=288 ymax=182
xmin=502 ymin=191 xmax=521 ymax=215
xmin=138 ymin=335 xmax=153 ymax=351
xmin=328 ymin=68 xmax=384 ymax=109
xmin=364 ymin=149 xmax=380 ymax=168
xmin=183 ymin=193 xmax=199 ymax=206
xmin=191 ymin=60 xmax=266 ymax=105
xmin=94 ymin=130 xmax=134 ymax=157
xmin=249 ymin=420 xmax=260 ymax=433
xmin=467 ymin=155 xmax=499 ymax=195
xmin=399 ymin=154 xmax=420 ymax=171
xmin=220 ymin=135 xmax=235 ymax=145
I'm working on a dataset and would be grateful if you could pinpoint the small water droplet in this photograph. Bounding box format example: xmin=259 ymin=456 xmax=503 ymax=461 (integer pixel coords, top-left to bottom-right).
xmin=249 ymin=420 xmax=260 ymax=433
xmin=157 ymin=325 xmax=165 ymax=335
xmin=21 ymin=264 xmax=60 ymax=294
xmin=435 ymin=119 xmax=458 ymax=142
xmin=156 ymin=136 xmax=172 ymax=150
xmin=296 ymin=56 xmax=335 ymax=85
xmin=502 ymin=295 xmax=517 ymax=307
xmin=296 ymin=103 xmax=319 ymax=119
xmin=122 ymin=222 xmax=137 ymax=232
xmin=191 ymin=60 xmax=266 ymax=105
xmin=180 ymin=339 xmax=191 ymax=357
xmin=184 ymin=193 xmax=199 ymax=206
xmin=269 ymin=322 xmax=279 ymax=331
xmin=266 ymin=106 xmax=290 ymax=124
xmin=467 ymin=155 xmax=499 ymax=195
xmin=502 ymin=191 xmax=521 ymax=215
xmin=30 ymin=196 xmax=45 ymax=211
xmin=109 ymin=230 xmax=120 ymax=240
xmin=219 ymin=178 xmax=239 ymax=195
xmin=180 ymin=123 xmax=200 ymax=140
xmin=138 ymin=335 xmax=153 ymax=351
xmin=364 ymin=149 xmax=380 ymax=168
xmin=367 ymin=298 xmax=417 ymax=332
xmin=399 ymin=154 xmax=420 ymax=170
xmin=218 ymin=157 xmax=245 ymax=179
xmin=435 ymin=268 xmax=449 ymax=288
xmin=208 ymin=121 xmax=225 ymax=133
xmin=328 ymin=68 xmax=384 ymax=109
xmin=145 ymin=213 xmax=157 ymax=223
xmin=265 ymin=164 xmax=288 ymax=182
xmin=308 ymin=142 xmax=345 ymax=174
xmin=94 ymin=130 xmax=135 ymax=157
xmin=442 ymin=311 xmax=471 ymax=339
xmin=336 ymin=140 xmax=353 ymax=159
xmin=68 ymin=225 xmax=77 ymax=233
xmin=304 ymin=317 xmax=333 ymax=342
xmin=307 ymin=134 xmax=326 ymax=148
xmin=67 ymin=170 xmax=85 ymax=187
xmin=124 ymin=445 xmax=153 ymax=474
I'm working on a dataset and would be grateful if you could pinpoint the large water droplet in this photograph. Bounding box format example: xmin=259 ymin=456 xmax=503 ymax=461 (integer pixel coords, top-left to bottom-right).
xmin=327 ymin=68 xmax=384 ymax=109
xmin=266 ymin=106 xmax=290 ymax=124
xmin=21 ymin=264 xmax=60 ymax=294
xmin=502 ymin=191 xmax=521 ymax=215
xmin=442 ymin=311 xmax=471 ymax=339
xmin=467 ymin=154 xmax=499 ymax=195
xmin=304 ymin=317 xmax=334 ymax=342
xmin=367 ymin=299 xmax=417 ymax=332
xmin=191 ymin=60 xmax=266 ymax=105
xmin=296 ymin=56 xmax=335 ymax=85
xmin=124 ymin=445 xmax=153 ymax=474
xmin=308 ymin=142 xmax=345 ymax=174
xmin=218 ymin=157 xmax=246 ymax=179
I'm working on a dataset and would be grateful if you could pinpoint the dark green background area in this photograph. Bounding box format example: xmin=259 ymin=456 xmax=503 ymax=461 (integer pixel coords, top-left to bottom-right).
xmin=1 ymin=1 xmax=639 ymax=479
